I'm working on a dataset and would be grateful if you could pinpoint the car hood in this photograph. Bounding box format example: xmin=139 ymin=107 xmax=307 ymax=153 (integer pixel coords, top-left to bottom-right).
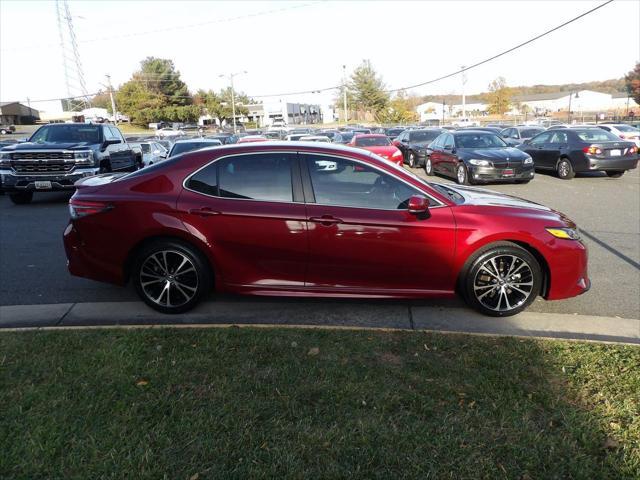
xmin=1 ymin=141 xmax=95 ymax=151
xmin=446 ymin=184 xmax=552 ymax=211
xmin=458 ymin=147 xmax=528 ymax=161
xmin=361 ymin=145 xmax=399 ymax=156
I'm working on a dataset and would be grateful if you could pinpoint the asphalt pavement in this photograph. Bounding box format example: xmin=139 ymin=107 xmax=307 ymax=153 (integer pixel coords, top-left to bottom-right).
xmin=0 ymin=164 xmax=638 ymax=324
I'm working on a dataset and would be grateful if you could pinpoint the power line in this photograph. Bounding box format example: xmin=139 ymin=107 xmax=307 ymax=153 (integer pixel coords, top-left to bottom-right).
xmin=385 ymin=0 xmax=615 ymax=93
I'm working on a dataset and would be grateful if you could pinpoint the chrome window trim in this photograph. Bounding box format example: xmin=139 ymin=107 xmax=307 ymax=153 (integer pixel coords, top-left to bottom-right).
xmin=182 ymin=150 xmax=445 ymax=210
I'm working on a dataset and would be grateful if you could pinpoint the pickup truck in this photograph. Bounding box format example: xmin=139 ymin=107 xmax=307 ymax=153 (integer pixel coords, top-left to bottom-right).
xmin=0 ymin=123 xmax=141 ymax=204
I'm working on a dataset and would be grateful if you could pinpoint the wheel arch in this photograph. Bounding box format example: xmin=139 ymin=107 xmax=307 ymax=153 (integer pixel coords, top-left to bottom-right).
xmin=456 ymin=239 xmax=550 ymax=298
xmin=123 ymin=234 xmax=217 ymax=286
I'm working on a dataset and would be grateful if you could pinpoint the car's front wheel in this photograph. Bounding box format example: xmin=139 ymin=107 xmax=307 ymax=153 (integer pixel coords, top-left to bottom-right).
xmin=132 ymin=240 xmax=212 ymax=314
xmin=456 ymin=163 xmax=470 ymax=185
xmin=461 ymin=243 xmax=542 ymax=317
xmin=408 ymin=152 xmax=417 ymax=168
xmin=425 ymin=157 xmax=434 ymax=176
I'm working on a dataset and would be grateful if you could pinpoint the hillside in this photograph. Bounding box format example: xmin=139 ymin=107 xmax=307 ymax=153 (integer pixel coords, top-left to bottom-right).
xmin=420 ymin=78 xmax=626 ymax=104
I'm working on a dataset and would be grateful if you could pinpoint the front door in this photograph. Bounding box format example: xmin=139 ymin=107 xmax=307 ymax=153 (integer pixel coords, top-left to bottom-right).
xmin=301 ymin=154 xmax=456 ymax=293
xmin=178 ymin=152 xmax=308 ymax=288
xmin=522 ymin=131 xmax=553 ymax=169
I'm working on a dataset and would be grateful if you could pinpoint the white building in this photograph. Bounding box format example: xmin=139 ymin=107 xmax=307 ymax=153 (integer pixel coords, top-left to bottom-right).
xmin=198 ymin=100 xmax=324 ymax=128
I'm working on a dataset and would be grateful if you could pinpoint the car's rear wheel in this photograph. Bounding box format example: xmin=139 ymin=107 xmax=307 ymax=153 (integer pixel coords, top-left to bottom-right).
xmin=425 ymin=157 xmax=434 ymax=176
xmin=408 ymin=152 xmax=417 ymax=168
xmin=9 ymin=191 xmax=33 ymax=205
xmin=462 ymin=243 xmax=542 ymax=317
xmin=556 ymin=158 xmax=575 ymax=180
xmin=456 ymin=163 xmax=470 ymax=185
xmin=132 ymin=240 xmax=212 ymax=314
xmin=605 ymin=170 xmax=624 ymax=178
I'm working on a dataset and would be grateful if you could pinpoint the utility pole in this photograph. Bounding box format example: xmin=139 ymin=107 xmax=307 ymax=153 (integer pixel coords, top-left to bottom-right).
xmin=442 ymin=99 xmax=445 ymax=125
xmin=106 ymin=74 xmax=118 ymax=125
xmin=220 ymin=71 xmax=247 ymax=133
xmin=461 ymin=66 xmax=467 ymax=119
xmin=342 ymin=65 xmax=348 ymax=124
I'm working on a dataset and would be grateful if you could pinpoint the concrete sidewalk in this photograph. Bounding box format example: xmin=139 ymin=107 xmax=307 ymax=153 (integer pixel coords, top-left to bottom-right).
xmin=1 ymin=300 xmax=638 ymax=344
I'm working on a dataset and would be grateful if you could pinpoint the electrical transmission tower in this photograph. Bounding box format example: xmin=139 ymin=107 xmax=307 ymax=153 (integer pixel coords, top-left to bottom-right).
xmin=56 ymin=0 xmax=90 ymax=111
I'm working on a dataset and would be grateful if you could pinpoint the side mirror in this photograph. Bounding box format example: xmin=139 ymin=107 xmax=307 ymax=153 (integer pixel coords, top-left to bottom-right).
xmin=102 ymin=139 xmax=119 ymax=149
xmin=392 ymin=140 xmax=400 ymax=147
xmin=408 ymin=195 xmax=430 ymax=218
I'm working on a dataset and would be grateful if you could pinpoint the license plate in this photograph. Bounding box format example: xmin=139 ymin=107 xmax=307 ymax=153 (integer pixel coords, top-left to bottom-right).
xmin=609 ymin=149 xmax=621 ymax=156
xmin=502 ymin=169 xmax=514 ymax=176
xmin=35 ymin=181 xmax=52 ymax=190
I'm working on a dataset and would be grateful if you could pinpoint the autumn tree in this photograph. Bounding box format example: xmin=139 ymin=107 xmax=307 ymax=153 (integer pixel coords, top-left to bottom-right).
xmin=625 ymin=62 xmax=640 ymax=105
xmin=116 ymin=57 xmax=197 ymax=125
xmin=379 ymin=91 xmax=419 ymax=123
xmin=194 ymin=88 xmax=253 ymax=127
xmin=486 ymin=77 xmax=512 ymax=116
xmin=90 ymin=91 xmax=112 ymax=112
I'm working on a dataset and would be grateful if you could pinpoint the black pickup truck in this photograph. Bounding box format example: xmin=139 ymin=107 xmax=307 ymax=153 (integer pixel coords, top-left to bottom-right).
xmin=0 ymin=123 xmax=141 ymax=204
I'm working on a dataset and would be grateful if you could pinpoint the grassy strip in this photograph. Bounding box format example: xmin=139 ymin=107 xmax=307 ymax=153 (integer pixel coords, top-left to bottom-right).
xmin=1 ymin=328 xmax=638 ymax=479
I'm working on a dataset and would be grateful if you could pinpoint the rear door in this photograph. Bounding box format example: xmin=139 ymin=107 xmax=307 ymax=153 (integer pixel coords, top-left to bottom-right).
xmin=178 ymin=152 xmax=309 ymax=288
xmin=301 ymin=153 xmax=456 ymax=292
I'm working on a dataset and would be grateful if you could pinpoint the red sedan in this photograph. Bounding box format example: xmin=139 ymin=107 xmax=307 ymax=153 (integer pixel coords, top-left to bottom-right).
xmin=64 ymin=142 xmax=589 ymax=317
xmin=348 ymin=134 xmax=403 ymax=166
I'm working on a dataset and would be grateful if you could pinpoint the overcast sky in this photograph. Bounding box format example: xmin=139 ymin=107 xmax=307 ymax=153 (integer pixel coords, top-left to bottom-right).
xmin=1 ymin=0 xmax=638 ymax=112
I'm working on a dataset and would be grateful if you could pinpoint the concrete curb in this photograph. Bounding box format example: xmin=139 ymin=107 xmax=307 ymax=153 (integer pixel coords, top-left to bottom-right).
xmin=1 ymin=301 xmax=638 ymax=344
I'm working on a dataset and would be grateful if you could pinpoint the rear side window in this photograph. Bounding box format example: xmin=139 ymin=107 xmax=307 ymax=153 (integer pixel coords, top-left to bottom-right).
xmin=187 ymin=153 xmax=295 ymax=202
xmin=574 ymin=129 xmax=620 ymax=142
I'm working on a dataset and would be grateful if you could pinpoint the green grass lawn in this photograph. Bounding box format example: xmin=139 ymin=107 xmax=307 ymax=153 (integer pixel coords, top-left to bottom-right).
xmin=1 ymin=328 xmax=638 ymax=479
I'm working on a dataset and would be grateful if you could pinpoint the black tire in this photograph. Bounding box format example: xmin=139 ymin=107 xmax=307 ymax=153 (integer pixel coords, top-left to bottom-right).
xmin=424 ymin=157 xmax=434 ymax=176
xmin=132 ymin=239 xmax=212 ymax=314
xmin=9 ymin=191 xmax=33 ymax=205
xmin=605 ymin=170 xmax=625 ymax=178
xmin=461 ymin=242 xmax=542 ymax=317
xmin=408 ymin=152 xmax=417 ymax=168
xmin=456 ymin=163 xmax=470 ymax=185
xmin=556 ymin=158 xmax=575 ymax=180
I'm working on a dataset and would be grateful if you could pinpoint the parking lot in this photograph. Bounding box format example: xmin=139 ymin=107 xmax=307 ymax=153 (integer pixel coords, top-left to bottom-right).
xmin=1 ymin=162 xmax=638 ymax=320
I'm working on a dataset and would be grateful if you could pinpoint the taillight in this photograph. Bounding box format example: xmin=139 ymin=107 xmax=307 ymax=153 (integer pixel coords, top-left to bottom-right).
xmin=582 ymin=145 xmax=602 ymax=155
xmin=69 ymin=199 xmax=112 ymax=219
xmin=627 ymin=145 xmax=638 ymax=155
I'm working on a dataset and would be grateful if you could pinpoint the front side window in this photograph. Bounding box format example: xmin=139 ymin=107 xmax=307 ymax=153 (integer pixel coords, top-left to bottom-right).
xmin=305 ymin=155 xmax=422 ymax=210
xmin=187 ymin=153 xmax=294 ymax=202
xmin=549 ymin=131 xmax=568 ymax=144
xmin=528 ymin=132 xmax=552 ymax=146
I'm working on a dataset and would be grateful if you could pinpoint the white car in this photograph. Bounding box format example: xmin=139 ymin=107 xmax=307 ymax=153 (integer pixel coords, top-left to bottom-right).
xmin=298 ymin=135 xmax=331 ymax=143
xmin=597 ymin=124 xmax=640 ymax=147
xmin=157 ymin=128 xmax=186 ymax=138
xmin=452 ymin=118 xmax=480 ymax=128
xmin=168 ymin=138 xmax=222 ymax=157
xmin=130 ymin=141 xmax=169 ymax=167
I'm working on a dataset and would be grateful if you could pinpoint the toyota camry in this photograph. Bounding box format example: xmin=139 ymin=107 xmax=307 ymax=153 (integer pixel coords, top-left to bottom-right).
xmin=64 ymin=142 xmax=589 ymax=317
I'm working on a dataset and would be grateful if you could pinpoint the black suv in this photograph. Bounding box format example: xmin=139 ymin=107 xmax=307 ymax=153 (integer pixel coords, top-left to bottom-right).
xmin=0 ymin=123 xmax=141 ymax=204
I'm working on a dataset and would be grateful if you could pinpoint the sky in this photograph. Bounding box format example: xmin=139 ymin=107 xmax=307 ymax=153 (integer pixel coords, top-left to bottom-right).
xmin=1 ymin=0 xmax=639 ymax=113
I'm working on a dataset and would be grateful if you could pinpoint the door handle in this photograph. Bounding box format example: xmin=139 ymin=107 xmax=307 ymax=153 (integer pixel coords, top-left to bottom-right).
xmin=189 ymin=207 xmax=221 ymax=217
xmin=309 ymin=215 xmax=343 ymax=226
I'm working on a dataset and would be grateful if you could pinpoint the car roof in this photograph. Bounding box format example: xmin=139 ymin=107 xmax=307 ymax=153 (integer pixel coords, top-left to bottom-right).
xmin=173 ymin=138 xmax=222 ymax=144
xmin=451 ymin=129 xmax=497 ymax=135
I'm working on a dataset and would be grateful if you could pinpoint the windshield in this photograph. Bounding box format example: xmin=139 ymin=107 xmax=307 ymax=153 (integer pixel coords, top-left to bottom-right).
xmin=456 ymin=133 xmax=507 ymax=148
xmin=410 ymin=131 xmax=440 ymax=143
xmin=574 ymin=129 xmax=621 ymax=142
xmin=29 ymin=125 xmax=102 ymax=144
xmin=615 ymin=125 xmax=638 ymax=133
xmin=169 ymin=142 xmax=217 ymax=156
xmin=521 ymin=128 xmax=545 ymax=138
xmin=355 ymin=136 xmax=391 ymax=147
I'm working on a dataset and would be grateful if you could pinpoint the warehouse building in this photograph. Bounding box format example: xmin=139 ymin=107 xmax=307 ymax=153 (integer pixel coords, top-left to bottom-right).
xmin=0 ymin=101 xmax=40 ymax=125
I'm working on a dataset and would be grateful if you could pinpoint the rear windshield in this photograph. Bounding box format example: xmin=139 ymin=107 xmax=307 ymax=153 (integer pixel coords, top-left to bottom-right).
xmin=574 ymin=129 xmax=620 ymax=142
xmin=409 ymin=131 xmax=440 ymax=142
xmin=456 ymin=133 xmax=507 ymax=148
xmin=140 ymin=144 xmax=151 ymax=153
xmin=355 ymin=136 xmax=391 ymax=147
xmin=339 ymin=132 xmax=354 ymax=141
xmin=170 ymin=142 xmax=218 ymax=156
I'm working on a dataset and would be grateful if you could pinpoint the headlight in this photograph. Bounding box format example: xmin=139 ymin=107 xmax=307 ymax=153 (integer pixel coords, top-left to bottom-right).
xmin=0 ymin=151 xmax=11 ymax=167
xmin=523 ymin=156 xmax=533 ymax=165
xmin=546 ymin=227 xmax=580 ymax=240
xmin=74 ymin=150 xmax=94 ymax=165
xmin=469 ymin=159 xmax=492 ymax=167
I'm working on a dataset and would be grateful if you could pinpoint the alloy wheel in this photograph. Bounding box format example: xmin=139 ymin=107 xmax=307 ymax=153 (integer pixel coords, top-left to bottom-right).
xmin=457 ymin=165 xmax=466 ymax=184
xmin=472 ymin=254 xmax=534 ymax=313
xmin=139 ymin=250 xmax=199 ymax=308
xmin=409 ymin=153 xmax=416 ymax=168
xmin=425 ymin=158 xmax=433 ymax=175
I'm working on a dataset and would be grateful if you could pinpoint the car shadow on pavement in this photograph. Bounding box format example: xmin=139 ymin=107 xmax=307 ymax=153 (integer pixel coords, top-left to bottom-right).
xmin=580 ymin=229 xmax=640 ymax=270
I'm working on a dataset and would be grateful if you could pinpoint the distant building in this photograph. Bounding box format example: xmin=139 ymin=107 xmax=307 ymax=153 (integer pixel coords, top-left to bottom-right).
xmin=0 ymin=102 xmax=40 ymax=125
xmin=198 ymin=100 xmax=324 ymax=128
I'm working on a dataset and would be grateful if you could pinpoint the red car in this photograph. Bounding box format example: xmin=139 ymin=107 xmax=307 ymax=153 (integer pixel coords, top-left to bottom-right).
xmin=348 ymin=134 xmax=403 ymax=166
xmin=64 ymin=142 xmax=589 ymax=317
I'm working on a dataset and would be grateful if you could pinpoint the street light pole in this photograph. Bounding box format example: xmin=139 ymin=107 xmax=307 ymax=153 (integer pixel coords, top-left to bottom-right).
xmin=342 ymin=65 xmax=348 ymax=124
xmin=220 ymin=71 xmax=247 ymax=133
xmin=461 ymin=66 xmax=467 ymax=119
